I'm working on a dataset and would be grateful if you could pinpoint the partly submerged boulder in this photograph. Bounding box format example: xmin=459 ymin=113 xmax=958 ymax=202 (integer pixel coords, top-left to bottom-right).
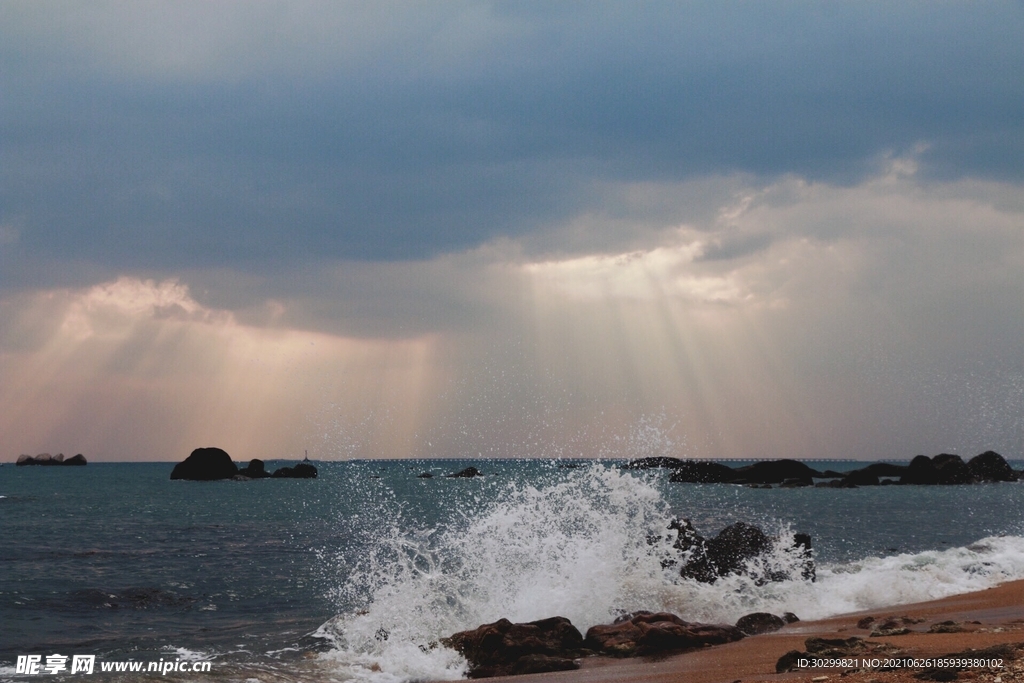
xmin=901 ymin=455 xmax=940 ymax=485
xmin=237 ymin=458 xmax=271 ymax=479
xmin=901 ymin=454 xmax=977 ymax=485
xmin=729 ymin=459 xmax=824 ymax=484
xmin=272 ymin=462 xmax=318 ymax=479
xmin=448 ymin=466 xmax=482 ymax=478
xmin=670 ymin=520 xmax=814 ymax=583
xmin=170 ymin=447 xmax=238 ymax=481
xmin=932 ymin=454 xmax=974 ymax=484
xmin=968 ymin=451 xmax=1018 ymax=482
xmin=442 ymin=616 xmax=583 ymax=678
xmin=623 ymin=456 xmax=685 ymax=470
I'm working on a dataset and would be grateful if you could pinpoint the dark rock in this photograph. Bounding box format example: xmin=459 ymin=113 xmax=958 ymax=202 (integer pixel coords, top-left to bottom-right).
xmin=584 ymin=611 xmax=743 ymax=658
xmin=782 ymin=612 xmax=800 ymax=624
xmin=856 ymin=616 xmax=876 ymax=629
xmin=272 ymin=462 xmax=318 ymax=478
xmin=902 ymin=454 xmax=976 ymax=485
xmin=816 ymin=479 xmax=858 ymax=488
xmin=819 ymin=470 xmax=847 ymax=478
xmin=698 ymin=522 xmax=772 ymax=578
xmin=735 ymin=612 xmax=786 ymax=635
xmin=901 ymin=455 xmax=940 ymax=485
xmin=780 ymin=477 xmax=813 ymax=488
xmin=448 ymin=466 xmax=482 ymax=478
xmin=776 ymin=649 xmax=804 ymax=673
xmin=932 ymin=454 xmax=974 ymax=484
xmin=843 ymin=469 xmax=880 ymax=486
xmin=417 ymin=472 xmax=434 ymax=478
xmin=238 ymin=459 xmax=271 ymax=478
xmin=623 ymin=456 xmax=685 ymax=470
xmin=170 ymin=448 xmax=238 ymax=480
xmin=858 ymin=463 xmax=909 ymax=478
xmin=730 ymin=459 xmax=824 ymax=484
xmin=793 ymin=532 xmax=815 ymax=581
xmin=671 ymin=520 xmax=814 ymax=584
xmin=443 ymin=616 xmax=584 ymax=679
xmin=668 ymin=461 xmax=737 ymax=483
xmin=16 ymin=453 xmax=88 ymax=466
xmin=968 ymin=451 xmax=1018 ymax=482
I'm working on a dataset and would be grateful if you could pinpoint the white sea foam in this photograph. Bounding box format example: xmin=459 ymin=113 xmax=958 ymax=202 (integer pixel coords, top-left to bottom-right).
xmin=317 ymin=464 xmax=1024 ymax=682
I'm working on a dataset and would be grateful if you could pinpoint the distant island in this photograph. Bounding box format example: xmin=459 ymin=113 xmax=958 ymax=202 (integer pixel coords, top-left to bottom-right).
xmin=16 ymin=453 xmax=87 ymax=466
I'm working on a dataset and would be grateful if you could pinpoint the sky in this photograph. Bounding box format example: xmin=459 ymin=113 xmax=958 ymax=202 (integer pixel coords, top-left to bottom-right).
xmin=2 ymin=1 xmax=1023 ymax=462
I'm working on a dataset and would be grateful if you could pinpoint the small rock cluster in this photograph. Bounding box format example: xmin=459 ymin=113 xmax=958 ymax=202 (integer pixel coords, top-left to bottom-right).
xmin=169 ymin=447 xmax=317 ymax=480
xmin=16 ymin=453 xmax=87 ymax=466
xmin=443 ymin=608 xmax=792 ymax=679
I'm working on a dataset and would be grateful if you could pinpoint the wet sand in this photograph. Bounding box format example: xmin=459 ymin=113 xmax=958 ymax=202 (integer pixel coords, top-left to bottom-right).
xmin=482 ymin=580 xmax=1024 ymax=683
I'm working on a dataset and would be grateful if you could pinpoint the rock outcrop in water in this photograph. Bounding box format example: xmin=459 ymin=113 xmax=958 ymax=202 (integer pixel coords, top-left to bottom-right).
xmin=170 ymin=448 xmax=318 ymax=480
xmin=237 ymin=459 xmax=271 ymax=478
xmin=448 ymin=466 xmax=482 ymax=478
xmin=968 ymin=451 xmax=1019 ymax=482
xmin=668 ymin=519 xmax=815 ymax=583
xmin=442 ymin=616 xmax=584 ymax=678
xmin=660 ymin=452 xmax=1019 ymax=487
xmin=16 ymin=453 xmax=87 ymax=466
xmin=170 ymin=447 xmax=238 ymax=480
xmin=271 ymin=462 xmax=318 ymax=478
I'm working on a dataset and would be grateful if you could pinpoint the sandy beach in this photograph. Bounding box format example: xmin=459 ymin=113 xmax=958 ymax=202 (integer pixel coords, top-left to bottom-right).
xmin=479 ymin=580 xmax=1024 ymax=683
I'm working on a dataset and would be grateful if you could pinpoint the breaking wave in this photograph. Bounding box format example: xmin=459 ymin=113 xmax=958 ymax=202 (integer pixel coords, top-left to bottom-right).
xmin=314 ymin=464 xmax=1024 ymax=682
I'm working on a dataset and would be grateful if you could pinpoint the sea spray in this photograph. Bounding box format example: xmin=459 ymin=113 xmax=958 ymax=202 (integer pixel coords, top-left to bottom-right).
xmin=315 ymin=463 xmax=1024 ymax=682
xmin=315 ymin=464 xmax=813 ymax=680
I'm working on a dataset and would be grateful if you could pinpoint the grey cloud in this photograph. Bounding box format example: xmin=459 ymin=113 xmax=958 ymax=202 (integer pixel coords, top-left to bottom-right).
xmin=1 ymin=1 xmax=1023 ymax=280
xmin=697 ymin=233 xmax=773 ymax=262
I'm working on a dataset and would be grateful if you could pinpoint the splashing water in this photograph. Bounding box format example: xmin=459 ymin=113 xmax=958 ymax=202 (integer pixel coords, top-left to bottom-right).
xmin=314 ymin=463 xmax=1024 ymax=682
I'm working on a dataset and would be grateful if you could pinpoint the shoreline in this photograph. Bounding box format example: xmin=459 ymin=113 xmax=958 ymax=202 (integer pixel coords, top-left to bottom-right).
xmin=476 ymin=579 xmax=1024 ymax=683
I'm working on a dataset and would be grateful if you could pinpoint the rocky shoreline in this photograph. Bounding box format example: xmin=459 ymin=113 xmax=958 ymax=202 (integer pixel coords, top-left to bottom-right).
xmin=442 ymin=609 xmax=797 ymax=679
xmin=441 ymin=514 xmax=815 ymax=678
xmin=443 ymin=581 xmax=1024 ymax=683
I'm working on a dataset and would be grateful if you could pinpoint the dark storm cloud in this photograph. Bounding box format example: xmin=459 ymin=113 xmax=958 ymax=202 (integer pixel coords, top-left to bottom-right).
xmin=1 ymin=1 xmax=1022 ymax=275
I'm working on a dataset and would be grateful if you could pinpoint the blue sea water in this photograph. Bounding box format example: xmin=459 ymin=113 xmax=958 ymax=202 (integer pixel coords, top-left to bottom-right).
xmin=2 ymin=459 xmax=1024 ymax=682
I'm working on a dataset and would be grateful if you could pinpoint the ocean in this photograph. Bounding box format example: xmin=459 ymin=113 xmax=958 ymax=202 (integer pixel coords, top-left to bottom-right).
xmin=2 ymin=459 xmax=1024 ymax=682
